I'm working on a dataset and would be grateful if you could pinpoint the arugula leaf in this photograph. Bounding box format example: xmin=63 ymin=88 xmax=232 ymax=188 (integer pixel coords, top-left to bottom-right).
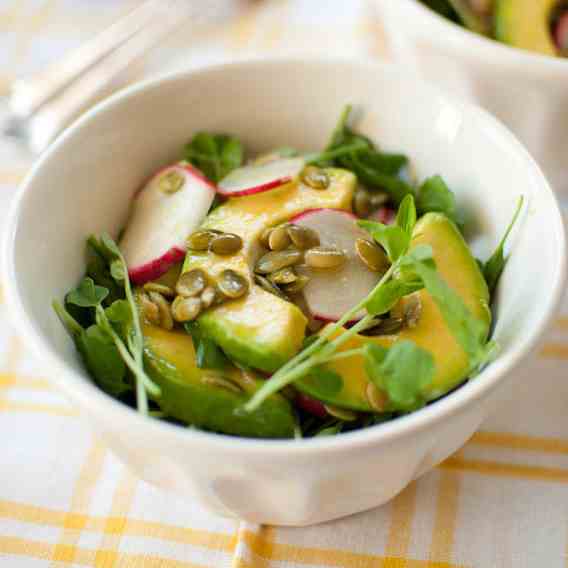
xmin=185 ymin=322 xmax=228 ymax=370
xmin=66 ymin=277 xmax=109 ymax=308
xmin=358 ymin=220 xmax=410 ymax=262
xmin=401 ymin=254 xmax=488 ymax=368
xmin=184 ymin=132 xmax=244 ymax=183
xmin=366 ymin=279 xmax=424 ymax=316
xmin=483 ymin=196 xmax=524 ymax=296
xmin=416 ymin=175 xmax=459 ymax=224
xmin=364 ymin=341 xmax=435 ymax=411
xmin=396 ymin=194 xmax=417 ymax=236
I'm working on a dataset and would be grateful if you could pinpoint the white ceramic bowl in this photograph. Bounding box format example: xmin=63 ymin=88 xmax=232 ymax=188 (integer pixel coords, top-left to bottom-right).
xmin=3 ymin=58 xmax=566 ymax=526
xmin=376 ymin=0 xmax=568 ymax=197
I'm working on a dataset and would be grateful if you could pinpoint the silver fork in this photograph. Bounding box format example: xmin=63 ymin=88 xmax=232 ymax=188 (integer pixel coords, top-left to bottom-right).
xmin=4 ymin=0 xmax=237 ymax=154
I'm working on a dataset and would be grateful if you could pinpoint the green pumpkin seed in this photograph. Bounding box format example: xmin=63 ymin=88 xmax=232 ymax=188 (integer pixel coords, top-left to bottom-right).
xmin=218 ymin=270 xmax=249 ymax=299
xmin=140 ymin=293 xmax=160 ymax=326
xmin=143 ymin=282 xmax=175 ymax=297
xmin=254 ymin=274 xmax=288 ymax=300
xmin=200 ymin=286 xmax=217 ymax=309
xmin=269 ymin=267 xmax=297 ymax=285
xmin=404 ymin=294 xmax=422 ymax=328
xmin=158 ymin=170 xmax=185 ymax=194
xmin=283 ymin=274 xmax=309 ymax=294
xmin=305 ymin=246 xmax=346 ymax=269
xmin=176 ymin=269 xmax=207 ymax=297
xmin=301 ymin=166 xmax=330 ymax=190
xmin=171 ymin=296 xmax=202 ymax=322
xmin=201 ymin=374 xmax=242 ymax=394
xmin=353 ymin=188 xmax=372 ymax=218
xmin=255 ymin=249 xmax=303 ymax=274
xmin=259 ymin=227 xmax=274 ymax=248
xmin=148 ymin=291 xmax=173 ymax=330
xmin=324 ymin=404 xmax=358 ymax=421
xmin=209 ymin=233 xmax=243 ymax=255
xmin=355 ymin=238 xmax=389 ymax=273
xmin=364 ymin=316 xmax=404 ymax=336
xmin=187 ymin=230 xmax=219 ymax=251
xmin=366 ymin=382 xmax=387 ymax=412
xmin=287 ymin=224 xmax=320 ymax=250
xmin=268 ymin=225 xmax=291 ymax=251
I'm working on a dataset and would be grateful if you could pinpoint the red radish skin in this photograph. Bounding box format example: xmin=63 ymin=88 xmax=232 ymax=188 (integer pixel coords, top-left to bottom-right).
xmin=128 ymin=246 xmax=185 ymax=285
xmin=218 ymin=157 xmax=304 ymax=197
xmin=554 ymin=11 xmax=568 ymax=52
xmin=296 ymin=393 xmax=328 ymax=418
xmin=369 ymin=206 xmax=396 ymax=225
xmin=121 ymin=163 xmax=216 ymax=284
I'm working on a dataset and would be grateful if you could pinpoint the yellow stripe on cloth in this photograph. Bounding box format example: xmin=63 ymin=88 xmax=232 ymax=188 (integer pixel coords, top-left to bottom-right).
xmin=383 ymin=482 xmax=418 ymax=566
xmin=540 ymin=343 xmax=568 ymax=360
xmin=429 ymin=471 xmax=460 ymax=566
xmin=471 ymin=431 xmax=568 ymax=455
xmin=50 ymin=440 xmax=107 ymax=566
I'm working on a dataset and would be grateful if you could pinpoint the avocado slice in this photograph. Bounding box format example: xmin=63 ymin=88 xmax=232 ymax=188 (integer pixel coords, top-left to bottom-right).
xmin=495 ymin=0 xmax=558 ymax=56
xmin=296 ymin=213 xmax=491 ymax=411
xmin=143 ymin=323 xmax=296 ymax=437
xmin=182 ymin=169 xmax=357 ymax=373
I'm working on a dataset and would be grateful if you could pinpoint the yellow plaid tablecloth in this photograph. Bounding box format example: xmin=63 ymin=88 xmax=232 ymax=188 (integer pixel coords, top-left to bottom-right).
xmin=1 ymin=1 xmax=568 ymax=567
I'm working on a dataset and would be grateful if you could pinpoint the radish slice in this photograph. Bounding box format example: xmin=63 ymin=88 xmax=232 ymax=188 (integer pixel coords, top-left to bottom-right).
xmin=217 ymin=157 xmax=304 ymax=197
xmin=369 ymin=206 xmax=396 ymax=225
xmin=121 ymin=163 xmax=216 ymax=285
xmin=554 ymin=11 xmax=568 ymax=52
xmin=291 ymin=208 xmax=382 ymax=322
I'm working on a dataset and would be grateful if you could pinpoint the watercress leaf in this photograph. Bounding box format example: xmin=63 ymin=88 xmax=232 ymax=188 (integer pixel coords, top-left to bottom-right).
xmin=358 ymin=220 xmax=410 ymax=262
xmin=366 ymin=279 xmax=424 ymax=316
xmin=483 ymin=196 xmax=524 ymax=295
xmin=184 ymin=322 xmax=228 ymax=370
xmin=298 ymin=366 xmax=343 ymax=398
xmin=406 ymin=244 xmax=434 ymax=263
xmin=377 ymin=340 xmax=435 ymax=411
xmin=416 ymin=175 xmax=459 ymax=223
xmin=52 ymin=300 xmax=84 ymax=337
xmin=105 ymin=299 xmax=132 ymax=325
xmin=396 ymin=194 xmax=417 ymax=236
xmin=110 ymin=259 xmax=126 ymax=282
xmin=325 ymin=104 xmax=355 ymax=150
xmin=363 ymin=343 xmax=388 ymax=390
xmin=77 ymin=325 xmax=130 ymax=397
xmin=219 ymin=136 xmax=244 ymax=179
xmin=67 ymin=277 xmax=109 ymax=308
xmin=356 ymin=150 xmax=408 ymax=176
xmin=100 ymin=233 xmax=121 ymax=259
xmin=402 ymin=256 xmax=487 ymax=367
xmin=315 ymin=421 xmax=343 ymax=437
xmin=86 ymin=240 xmax=124 ymax=304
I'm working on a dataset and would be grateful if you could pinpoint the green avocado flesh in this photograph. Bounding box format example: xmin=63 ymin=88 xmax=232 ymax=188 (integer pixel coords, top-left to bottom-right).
xmin=182 ymin=169 xmax=357 ymax=373
xmin=495 ymin=0 xmax=558 ymax=56
xmin=295 ymin=213 xmax=491 ymax=411
xmin=143 ymin=324 xmax=296 ymax=438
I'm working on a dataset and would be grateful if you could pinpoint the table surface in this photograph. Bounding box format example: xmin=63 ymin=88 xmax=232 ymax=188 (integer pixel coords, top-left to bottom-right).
xmin=1 ymin=1 xmax=568 ymax=567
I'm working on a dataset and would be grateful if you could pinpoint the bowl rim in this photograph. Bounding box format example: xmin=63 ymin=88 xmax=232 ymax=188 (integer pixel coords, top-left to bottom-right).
xmin=3 ymin=55 xmax=566 ymax=456
xmin=388 ymin=0 xmax=568 ymax=75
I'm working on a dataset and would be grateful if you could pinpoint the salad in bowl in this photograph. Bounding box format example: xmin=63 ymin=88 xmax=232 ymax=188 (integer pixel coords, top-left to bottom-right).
xmin=53 ymin=106 xmax=521 ymax=440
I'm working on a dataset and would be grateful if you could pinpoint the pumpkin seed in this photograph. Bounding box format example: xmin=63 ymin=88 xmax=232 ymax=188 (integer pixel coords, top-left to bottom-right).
xmin=301 ymin=166 xmax=330 ymax=190
xmin=269 ymin=266 xmax=297 ymax=285
xmin=404 ymin=294 xmax=422 ymax=328
xmin=370 ymin=191 xmax=389 ymax=208
xmin=200 ymin=286 xmax=217 ymax=309
xmin=268 ymin=225 xmax=291 ymax=251
xmin=287 ymin=224 xmax=320 ymax=250
xmin=140 ymin=293 xmax=160 ymax=326
xmin=324 ymin=404 xmax=358 ymax=421
xmin=148 ymin=291 xmax=173 ymax=330
xmin=259 ymin=227 xmax=274 ymax=248
xmin=171 ymin=296 xmax=202 ymax=322
xmin=305 ymin=246 xmax=346 ymax=269
xmin=158 ymin=170 xmax=185 ymax=194
xmin=187 ymin=230 xmax=219 ymax=251
xmin=143 ymin=282 xmax=175 ymax=297
xmin=176 ymin=269 xmax=207 ymax=297
xmin=218 ymin=270 xmax=249 ymax=299
xmin=353 ymin=188 xmax=372 ymax=218
xmin=366 ymin=383 xmax=387 ymax=412
xmin=255 ymin=249 xmax=303 ymax=274
xmin=201 ymin=374 xmax=242 ymax=394
xmin=355 ymin=238 xmax=389 ymax=272
xmin=209 ymin=233 xmax=243 ymax=255
xmin=254 ymin=274 xmax=288 ymax=300
xmin=283 ymin=274 xmax=309 ymax=294
xmin=364 ymin=316 xmax=404 ymax=336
